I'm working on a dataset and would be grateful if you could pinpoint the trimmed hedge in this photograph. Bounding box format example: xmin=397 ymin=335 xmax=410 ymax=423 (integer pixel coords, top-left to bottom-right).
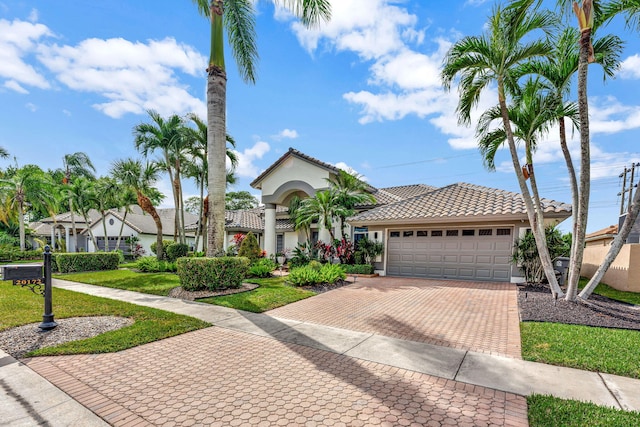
xmin=0 ymin=247 xmax=43 ymax=262
xmin=55 ymin=252 xmax=120 ymax=273
xmin=342 ymin=264 xmax=374 ymax=275
xmin=177 ymin=257 xmax=250 ymax=291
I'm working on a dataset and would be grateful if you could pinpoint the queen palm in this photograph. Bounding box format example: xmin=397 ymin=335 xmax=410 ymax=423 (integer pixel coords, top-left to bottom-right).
xmin=134 ymin=110 xmax=187 ymax=244
xmin=63 ymin=177 xmax=100 ymax=250
xmin=442 ymin=0 xmax=565 ymax=297
xmin=111 ymin=159 xmax=166 ymax=260
xmin=326 ymin=170 xmax=376 ymax=239
xmin=191 ymin=0 xmax=331 ymax=256
xmin=519 ymin=26 xmax=622 ymax=300
xmin=0 ymin=165 xmax=54 ymax=250
xmin=59 ymin=152 xmax=96 ymax=252
xmin=296 ymin=189 xmax=348 ymax=242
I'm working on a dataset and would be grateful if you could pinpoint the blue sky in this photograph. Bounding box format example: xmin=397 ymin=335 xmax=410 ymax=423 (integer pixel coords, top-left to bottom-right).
xmin=1 ymin=0 xmax=639 ymax=233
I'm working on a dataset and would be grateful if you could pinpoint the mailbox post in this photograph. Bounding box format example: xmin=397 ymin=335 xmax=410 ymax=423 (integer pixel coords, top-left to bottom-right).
xmin=40 ymin=246 xmax=57 ymax=330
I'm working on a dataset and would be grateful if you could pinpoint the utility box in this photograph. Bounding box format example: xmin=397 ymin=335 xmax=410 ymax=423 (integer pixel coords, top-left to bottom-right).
xmin=2 ymin=264 xmax=43 ymax=281
xmin=554 ymin=257 xmax=570 ymax=286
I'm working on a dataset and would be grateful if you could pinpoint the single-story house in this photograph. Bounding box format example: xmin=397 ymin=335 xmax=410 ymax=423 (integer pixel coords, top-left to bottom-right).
xmin=584 ymin=225 xmax=618 ymax=247
xmin=247 ymin=148 xmax=572 ymax=283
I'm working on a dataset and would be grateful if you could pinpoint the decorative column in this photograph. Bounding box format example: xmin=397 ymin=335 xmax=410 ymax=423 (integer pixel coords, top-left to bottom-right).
xmin=65 ymin=226 xmax=72 ymax=252
xmin=319 ymin=228 xmax=331 ymax=244
xmin=50 ymin=227 xmax=55 ymax=251
xmin=264 ymin=203 xmax=277 ymax=256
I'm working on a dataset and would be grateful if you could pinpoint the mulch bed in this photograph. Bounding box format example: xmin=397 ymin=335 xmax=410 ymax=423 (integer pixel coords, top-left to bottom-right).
xmin=518 ymin=283 xmax=640 ymax=331
xmin=301 ymin=279 xmax=354 ymax=294
xmin=168 ymin=282 xmax=259 ymax=301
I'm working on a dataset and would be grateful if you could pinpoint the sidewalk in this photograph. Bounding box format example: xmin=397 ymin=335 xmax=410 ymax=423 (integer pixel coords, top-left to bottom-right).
xmin=2 ymin=278 xmax=640 ymax=426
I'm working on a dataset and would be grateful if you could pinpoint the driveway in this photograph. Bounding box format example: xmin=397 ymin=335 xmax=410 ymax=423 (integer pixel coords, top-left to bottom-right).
xmin=267 ymin=277 xmax=522 ymax=358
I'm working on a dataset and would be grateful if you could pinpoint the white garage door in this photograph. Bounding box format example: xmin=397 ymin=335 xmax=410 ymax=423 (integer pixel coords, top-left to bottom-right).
xmin=386 ymin=227 xmax=513 ymax=282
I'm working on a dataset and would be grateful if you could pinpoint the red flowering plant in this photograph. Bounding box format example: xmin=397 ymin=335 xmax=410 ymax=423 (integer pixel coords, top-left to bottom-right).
xmin=231 ymin=233 xmax=246 ymax=246
xmin=334 ymin=238 xmax=355 ymax=264
xmin=314 ymin=241 xmax=335 ymax=263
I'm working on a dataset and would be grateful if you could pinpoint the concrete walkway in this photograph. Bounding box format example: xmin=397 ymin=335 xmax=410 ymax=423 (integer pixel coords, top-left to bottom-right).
xmin=3 ymin=278 xmax=640 ymax=426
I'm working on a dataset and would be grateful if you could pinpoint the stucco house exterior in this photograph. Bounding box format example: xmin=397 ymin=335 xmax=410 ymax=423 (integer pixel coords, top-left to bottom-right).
xmin=246 ymin=148 xmax=572 ymax=283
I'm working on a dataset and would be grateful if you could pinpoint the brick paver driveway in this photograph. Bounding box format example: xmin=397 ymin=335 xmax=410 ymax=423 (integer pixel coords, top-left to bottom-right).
xmin=268 ymin=277 xmax=521 ymax=358
xmin=26 ymin=327 xmax=527 ymax=426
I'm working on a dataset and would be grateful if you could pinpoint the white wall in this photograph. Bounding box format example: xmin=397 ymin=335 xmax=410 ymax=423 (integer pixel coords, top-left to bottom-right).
xmin=261 ymin=156 xmax=330 ymax=196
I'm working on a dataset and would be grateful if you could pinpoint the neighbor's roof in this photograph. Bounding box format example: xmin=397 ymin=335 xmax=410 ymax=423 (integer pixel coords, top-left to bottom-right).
xmin=225 ymin=207 xmax=295 ymax=232
xmin=349 ymin=182 xmax=572 ymax=223
xmin=92 ymin=205 xmax=198 ymax=237
xmin=40 ymin=209 xmax=102 ymax=226
xmin=250 ymin=148 xmax=341 ymax=189
xmin=585 ymin=225 xmax=618 ymax=241
xmin=28 ymin=221 xmax=53 ymax=236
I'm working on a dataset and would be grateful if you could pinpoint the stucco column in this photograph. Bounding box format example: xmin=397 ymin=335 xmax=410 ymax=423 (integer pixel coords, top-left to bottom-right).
xmin=50 ymin=227 xmax=55 ymax=251
xmin=264 ymin=203 xmax=277 ymax=256
xmin=319 ymin=228 xmax=331 ymax=244
xmin=65 ymin=227 xmax=71 ymax=252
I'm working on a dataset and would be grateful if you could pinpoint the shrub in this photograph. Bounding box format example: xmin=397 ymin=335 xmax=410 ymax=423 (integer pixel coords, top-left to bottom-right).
xmin=342 ymin=264 xmax=374 ymax=275
xmin=287 ymin=263 xmax=346 ymax=287
xmin=357 ymin=237 xmax=385 ymax=266
xmin=248 ymin=258 xmax=277 ymax=278
xmin=238 ymin=232 xmax=261 ymax=262
xmin=55 ymin=252 xmax=120 ymax=273
xmin=135 ymin=256 xmax=177 ymax=273
xmin=177 ymin=257 xmax=250 ymax=291
xmin=512 ymin=225 xmax=570 ymax=283
xmin=308 ymin=260 xmax=322 ymax=271
xmin=165 ymin=243 xmax=189 ymax=262
xmin=0 ymin=246 xmax=43 ymax=262
xmin=150 ymin=240 xmax=173 ymax=260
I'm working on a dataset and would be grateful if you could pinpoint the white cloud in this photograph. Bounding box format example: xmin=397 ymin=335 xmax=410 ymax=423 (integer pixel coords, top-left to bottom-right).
xmin=0 ymin=18 xmax=51 ymax=90
xmin=62 ymin=109 xmax=71 ymax=116
xmin=25 ymin=102 xmax=37 ymax=112
xmin=28 ymin=9 xmax=39 ymax=23
xmin=619 ymin=54 xmax=640 ymax=79
xmin=589 ymin=96 xmax=640 ymax=134
xmin=232 ymin=141 xmax=271 ymax=177
xmin=37 ymin=37 xmax=207 ymax=118
xmin=274 ymin=128 xmax=299 ymax=140
xmin=4 ymin=80 xmax=29 ymax=93
xmin=334 ymin=161 xmax=368 ymax=181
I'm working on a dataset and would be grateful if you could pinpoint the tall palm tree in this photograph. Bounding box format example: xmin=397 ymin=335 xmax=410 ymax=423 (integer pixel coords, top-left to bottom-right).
xmin=602 ymin=0 xmax=640 ymax=30
xmin=59 ymin=152 xmax=96 ymax=252
xmin=63 ymin=177 xmax=100 ymax=250
xmin=326 ymin=170 xmax=376 ymax=239
xmin=93 ymin=177 xmax=120 ymax=250
xmin=134 ymin=110 xmax=187 ymax=244
xmin=111 ymin=159 xmax=166 ymax=260
xmin=113 ymin=188 xmax=138 ymax=253
xmin=442 ymin=0 xmax=565 ymax=297
xmin=191 ymin=0 xmax=331 ymax=256
xmin=519 ymin=26 xmax=623 ymax=300
xmin=0 ymin=165 xmax=54 ymax=250
xmin=296 ymin=189 xmax=348 ymax=242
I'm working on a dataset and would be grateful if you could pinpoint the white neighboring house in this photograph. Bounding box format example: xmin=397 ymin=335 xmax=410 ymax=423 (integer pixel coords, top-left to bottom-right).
xmin=33 ymin=205 xmax=197 ymax=256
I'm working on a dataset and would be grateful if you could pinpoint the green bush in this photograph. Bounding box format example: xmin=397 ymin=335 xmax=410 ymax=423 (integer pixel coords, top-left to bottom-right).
xmin=342 ymin=264 xmax=374 ymax=274
xmin=238 ymin=232 xmax=261 ymax=262
xmin=165 ymin=243 xmax=189 ymax=262
xmin=287 ymin=263 xmax=346 ymax=287
xmin=150 ymin=240 xmax=173 ymax=260
xmin=177 ymin=257 xmax=250 ymax=291
xmin=55 ymin=252 xmax=120 ymax=273
xmin=248 ymin=258 xmax=277 ymax=278
xmin=135 ymin=256 xmax=177 ymax=273
xmin=308 ymin=260 xmax=322 ymax=270
xmin=0 ymin=246 xmax=43 ymax=261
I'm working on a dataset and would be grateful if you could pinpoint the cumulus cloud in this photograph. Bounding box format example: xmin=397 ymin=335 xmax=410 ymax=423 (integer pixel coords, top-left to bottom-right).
xmin=274 ymin=128 xmax=299 ymax=140
xmin=0 ymin=18 xmax=51 ymax=90
xmin=334 ymin=161 xmax=368 ymax=181
xmin=37 ymin=37 xmax=207 ymax=118
xmin=232 ymin=141 xmax=271 ymax=177
xmin=589 ymin=96 xmax=640 ymax=134
xmin=619 ymin=54 xmax=640 ymax=79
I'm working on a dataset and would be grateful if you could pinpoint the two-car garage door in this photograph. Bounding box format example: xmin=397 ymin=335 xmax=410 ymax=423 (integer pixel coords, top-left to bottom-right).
xmin=386 ymin=227 xmax=513 ymax=282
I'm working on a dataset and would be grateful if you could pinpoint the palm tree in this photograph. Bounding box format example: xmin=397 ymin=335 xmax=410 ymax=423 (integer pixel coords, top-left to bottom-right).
xmin=134 ymin=110 xmax=187 ymax=244
xmin=63 ymin=177 xmax=100 ymax=250
xmin=0 ymin=165 xmax=54 ymax=250
xmin=191 ymin=0 xmax=331 ymax=256
xmin=111 ymin=159 xmax=166 ymax=260
xmin=93 ymin=177 xmax=120 ymax=250
xmin=0 ymin=147 xmax=8 ymax=159
xmin=602 ymin=0 xmax=640 ymax=30
xmin=519 ymin=26 xmax=623 ymax=300
xmin=296 ymin=189 xmax=348 ymax=242
xmin=59 ymin=152 xmax=96 ymax=252
xmin=326 ymin=170 xmax=376 ymax=239
xmin=442 ymin=0 xmax=565 ymax=297
xmin=113 ymin=188 xmax=138 ymax=253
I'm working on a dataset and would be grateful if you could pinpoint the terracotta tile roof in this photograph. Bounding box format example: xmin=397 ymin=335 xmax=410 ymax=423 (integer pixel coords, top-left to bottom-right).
xmin=250 ymin=148 xmax=341 ymax=189
xmin=224 ymin=207 xmax=294 ymax=232
xmin=379 ymin=184 xmax=437 ymax=200
xmin=349 ymin=182 xmax=572 ymax=223
xmin=586 ymin=225 xmax=618 ymax=240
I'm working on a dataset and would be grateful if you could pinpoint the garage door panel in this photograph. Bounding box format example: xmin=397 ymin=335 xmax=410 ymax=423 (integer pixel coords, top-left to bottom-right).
xmin=387 ymin=228 xmax=512 ymax=282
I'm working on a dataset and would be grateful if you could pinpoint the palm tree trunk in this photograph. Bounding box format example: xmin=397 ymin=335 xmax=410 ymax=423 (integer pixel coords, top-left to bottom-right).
xmin=137 ymin=192 xmax=163 ymax=260
xmin=497 ymin=78 xmax=564 ymax=297
xmin=82 ymin=210 xmax=99 ymax=250
xmin=206 ymin=77 xmax=227 ymax=255
xmin=68 ymin=197 xmax=77 ymax=252
xmin=115 ymin=209 xmax=128 ymax=252
xmin=18 ymin=203 xmax=26 ymax=251
xmin=194 ymin=178 xmax=205 ymax=252
xmin=567 ymin=28 xmax=593 ymax=302
xmin=101 ymin=210 xmax=109 ymax=250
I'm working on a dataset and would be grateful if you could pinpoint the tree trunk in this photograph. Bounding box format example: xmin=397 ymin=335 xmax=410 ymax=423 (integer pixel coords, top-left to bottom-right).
xmin=101 ymin=210 xmax=109 ymax=251
xmin=115 ymin=209 xmax=128 ymax=252
xmin=567 ymin=28 xmax=593 ymax=301
xmin=82 ymin=210 xmax=99 ymax=250
xmin=18 ymin=203 xmax=26 ymax=251
xmin=579 ymin=186 xmax=640 ymax=299
xmin=68 ymin=197 xmax=77 ymax=252
xmin=194 ymin=179 xmax=205 ymax=252
xmin=137 ymin=192 xmax=163 ymax=260
xmin=558 ymin=116 xmax=581 ymax=298
xmin=497 ymin=78 xmax=564 ymax=297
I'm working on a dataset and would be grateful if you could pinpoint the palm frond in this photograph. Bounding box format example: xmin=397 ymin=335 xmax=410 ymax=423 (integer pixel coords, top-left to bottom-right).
xmin=224 ymin=0 xmax=258 ymax=84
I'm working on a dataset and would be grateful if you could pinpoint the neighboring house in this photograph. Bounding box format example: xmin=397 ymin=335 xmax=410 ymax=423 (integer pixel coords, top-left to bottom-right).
xmin=584 ymin=225 xmax=618 ymax=247
xmin=33 ymin=206 xmax=196 ymax=256
xmin=248 ymin=148 xmax=572 ymax=283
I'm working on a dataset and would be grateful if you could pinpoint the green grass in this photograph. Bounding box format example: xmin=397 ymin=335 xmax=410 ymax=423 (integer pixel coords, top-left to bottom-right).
xmin=0 ymin=280 xmax=209 ymax=357
xmin=520 ymin=322 xmax=640 ymax=378
xmin=198 ymin=276 xmax=315 ymax=312
xmin=528 ymin=395 xmax=640 ymax=426
xmin=54 ymin=269 xmax=181 ymax=296
xmin=580 ymin=278 xmax=640 ymax=306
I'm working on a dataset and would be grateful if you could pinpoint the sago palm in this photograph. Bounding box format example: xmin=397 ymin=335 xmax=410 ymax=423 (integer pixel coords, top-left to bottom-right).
xmin=442 ymin=0 xmax=565 ymax=296
xmin=191 ymin=0 xmax=331 ymax=255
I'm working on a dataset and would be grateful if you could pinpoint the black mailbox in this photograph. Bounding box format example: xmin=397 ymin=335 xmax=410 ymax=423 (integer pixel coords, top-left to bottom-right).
xmin=2 ymin=264 xmax=43 ymax=281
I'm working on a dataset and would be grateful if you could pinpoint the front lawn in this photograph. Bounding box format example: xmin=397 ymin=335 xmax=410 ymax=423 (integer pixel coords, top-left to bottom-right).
xmin=520 ymin=322 xmax=640 ymax=379
xmin=54 ymin=269 xmax=180 ymax=296
xmin=528 ymin=395 xmax=640 ymax=426
xmin=581 ymin=278 xmax=640 ymax=305
xmin=198 ymin=276 xmax=315 ymax=312
xmin=0 ymin=280 xmax=209 ymax=356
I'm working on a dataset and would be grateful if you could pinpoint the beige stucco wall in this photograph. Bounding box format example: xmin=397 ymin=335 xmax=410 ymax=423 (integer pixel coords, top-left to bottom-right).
xmin=261 ymin=156 xmax=331 ymax=197
xmin=581 ymin=244 xmax=640 ymax=292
